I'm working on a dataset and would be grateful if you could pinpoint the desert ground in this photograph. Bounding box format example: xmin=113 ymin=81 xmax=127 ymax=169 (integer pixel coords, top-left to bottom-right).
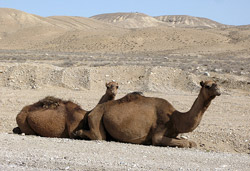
xmin=0 ymin=8 xmax=250 ymax=170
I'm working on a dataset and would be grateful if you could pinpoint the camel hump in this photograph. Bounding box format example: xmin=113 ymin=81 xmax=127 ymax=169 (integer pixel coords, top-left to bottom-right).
xmin=118 ymin=91 xmax=144 ymax=103
xmin=129 ymin=91 xmax=144 ymax=96
xmin=33 ymin=96 xmax=63 ymax=110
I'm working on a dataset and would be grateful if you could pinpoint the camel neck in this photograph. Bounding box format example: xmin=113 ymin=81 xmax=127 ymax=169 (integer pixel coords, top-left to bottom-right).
xmin=173 ymin=92 xmax=214 ymax=133
xmin=98 ymin=93 xmax=115 ymax=104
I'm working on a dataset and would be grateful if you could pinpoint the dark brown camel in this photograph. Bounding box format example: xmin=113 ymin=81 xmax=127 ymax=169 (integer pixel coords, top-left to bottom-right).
xmin=76 ymin=80 xmax=221 ymax=148
xmin=13 ymin=81 xmax=119 ymax=138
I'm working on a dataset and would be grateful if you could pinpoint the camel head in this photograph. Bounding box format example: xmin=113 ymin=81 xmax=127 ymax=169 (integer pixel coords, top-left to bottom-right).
xmin=200 ymin=80 xmax=221 ymax=99
xmin=106 ymin=81 xmax=119 ymax=96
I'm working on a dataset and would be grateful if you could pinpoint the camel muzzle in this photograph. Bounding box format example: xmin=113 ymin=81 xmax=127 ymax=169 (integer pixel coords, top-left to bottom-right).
xmin=215 ymin=88 xmax=221 ymax=96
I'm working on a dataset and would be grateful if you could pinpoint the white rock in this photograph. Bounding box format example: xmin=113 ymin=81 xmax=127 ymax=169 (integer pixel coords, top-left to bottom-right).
xmin=204 ymin=72 xmax=210 ymax=76
xmin=180 ymin=135 xmax=188 ymax=139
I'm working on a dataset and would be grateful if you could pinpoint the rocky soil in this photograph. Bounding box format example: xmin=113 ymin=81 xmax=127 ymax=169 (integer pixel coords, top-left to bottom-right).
xmin=1 ymin=133 xmax=249 ymax=170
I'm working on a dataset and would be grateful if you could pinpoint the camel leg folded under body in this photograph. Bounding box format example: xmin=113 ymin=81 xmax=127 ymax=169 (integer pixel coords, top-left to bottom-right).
xmin=75 ymin=107 xmax=106 ymax=140
xmin=152 ymin=131 xmax=197 ymax=148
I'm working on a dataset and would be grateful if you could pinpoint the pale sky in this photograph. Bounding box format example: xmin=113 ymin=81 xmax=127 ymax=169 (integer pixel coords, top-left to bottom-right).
xmin=1 ymin=0 xmax=250 ymax=26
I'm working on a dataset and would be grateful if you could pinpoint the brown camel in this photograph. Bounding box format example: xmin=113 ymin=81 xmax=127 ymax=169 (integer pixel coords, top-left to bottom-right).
xmin=76 ymin=80 xmax=221 ymax=148
xmin=13 ymin=81 xmax=119 ymax=138
xmin=98 ymin=81 xmax=119 ymax=104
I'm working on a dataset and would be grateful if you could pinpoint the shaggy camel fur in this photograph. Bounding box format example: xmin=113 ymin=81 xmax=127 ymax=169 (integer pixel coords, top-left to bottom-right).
xmin=76 ymin=81 xmax=221 ymax=148
xmin=13 ymin=81 xmax=119 ymax=138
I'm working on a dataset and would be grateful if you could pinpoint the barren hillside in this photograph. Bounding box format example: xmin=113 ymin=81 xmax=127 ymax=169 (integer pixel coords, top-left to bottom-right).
xmin=45 ymin=16 xmax=121 ymax=31
xmin=155 ymin=15 xmax=228 ymax=28
xmin=0 ymin=8 xmax=120 ymax=32
xmin=0 ymin=8 xmax=250 ymax=59
xmin=0 ymin=8 xmax=53 ymax=33
xmin=91 ymin=12 xmax=167 ymax=28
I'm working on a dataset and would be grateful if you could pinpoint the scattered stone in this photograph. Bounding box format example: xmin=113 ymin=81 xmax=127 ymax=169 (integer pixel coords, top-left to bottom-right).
xmin=204 ymin=72 xmax=210 ymax=76
xmin=180 ymin=135 xmax=188 ymax=139
xmin=200 ymin=144 xmax=205 ymax=147
xmin=214 ymin=68 xmax=222 ymax=72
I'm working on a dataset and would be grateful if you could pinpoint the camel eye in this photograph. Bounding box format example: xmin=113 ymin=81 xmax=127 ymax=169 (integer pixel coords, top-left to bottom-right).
xmin=116 ymin=86 xmax=119 ymax=89
xmin=205 ymin=85 xmax=211 ymax=89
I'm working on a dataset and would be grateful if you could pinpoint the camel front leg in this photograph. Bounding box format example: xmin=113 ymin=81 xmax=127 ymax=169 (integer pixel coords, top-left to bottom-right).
xmin=152 ymin=132 xmax=197 ymax=148
xmin=75 ymin=107 xmax=106 ymax=140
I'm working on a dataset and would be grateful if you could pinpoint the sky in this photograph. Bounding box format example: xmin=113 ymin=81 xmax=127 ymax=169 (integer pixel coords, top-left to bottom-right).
xmin=1 ymin=0 xmax=250 ymax=26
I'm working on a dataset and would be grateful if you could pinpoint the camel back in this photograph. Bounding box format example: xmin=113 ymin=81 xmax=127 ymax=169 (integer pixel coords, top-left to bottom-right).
xmin=116 ymin=92 xmax=144 ymax=104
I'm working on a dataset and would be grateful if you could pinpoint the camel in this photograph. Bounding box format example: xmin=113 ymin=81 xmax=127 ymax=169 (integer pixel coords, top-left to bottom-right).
xmin=75 ymin=80 xmax=221 ymax=148
xmin=12 ymin=81 xmax=119 ymax=138
xmin=98 ymin=81 xmax=119 ymax=104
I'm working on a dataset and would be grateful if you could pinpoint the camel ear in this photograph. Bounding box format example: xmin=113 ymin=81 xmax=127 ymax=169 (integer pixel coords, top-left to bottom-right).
xmin=200 ymin=81 xmax=205 ymax=87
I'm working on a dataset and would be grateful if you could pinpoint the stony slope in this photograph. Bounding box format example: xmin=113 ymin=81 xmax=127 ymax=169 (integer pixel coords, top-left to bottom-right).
xmin=155 ymin=15 xmax=228 ymax=28
xmin=45 ymin=16 xmax=121 ymax=31
xmin=91 ymin=12 xmax=167 ymax=28
xmin=0 ymin=8 xmax=250 ymax=58
xmin=0 ymin=8 xmax=124 ymax=49
xmin=0 ymin=8 xmax=53 ymax=33
xmin=0 ymin=8 xmax=121 ymax=32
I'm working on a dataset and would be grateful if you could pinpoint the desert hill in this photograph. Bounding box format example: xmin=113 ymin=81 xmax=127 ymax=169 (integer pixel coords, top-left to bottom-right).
xmin=0 ymin=8 xmax=121 ymax=32
xmin=45 ymin=16 xmax=122 ymax=31
xmin=91 ymin=12 xmax=228 ymax=28
xmin=0 ymin=8 xmax=124 ymax=49
xmin=0 ymin=8 xmax=53 ymax=33
xmin=154 ymin=15 xmax=228 ymax=28
xmin=90 ymin=12 xmax=167 ymax=28
xmin=0 ymin=8 xmax=250 ymax=59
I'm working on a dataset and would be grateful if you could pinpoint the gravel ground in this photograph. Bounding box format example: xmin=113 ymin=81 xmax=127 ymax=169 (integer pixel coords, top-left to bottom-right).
xmin=0 ymin=133 xmax=249 ymax=171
